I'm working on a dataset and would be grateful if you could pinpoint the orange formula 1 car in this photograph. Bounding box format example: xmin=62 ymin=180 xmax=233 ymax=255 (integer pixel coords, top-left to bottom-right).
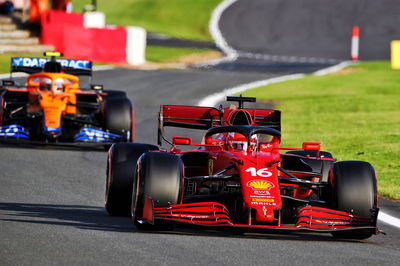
xmin=0 ymin=53 xmax=134 ymax=148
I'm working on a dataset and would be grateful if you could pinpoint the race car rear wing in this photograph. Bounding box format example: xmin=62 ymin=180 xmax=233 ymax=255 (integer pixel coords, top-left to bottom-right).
xmin=10 ymin=57 xmax=92 ymax=76
xmin=158 ymin=104 xmax=281 ymax=145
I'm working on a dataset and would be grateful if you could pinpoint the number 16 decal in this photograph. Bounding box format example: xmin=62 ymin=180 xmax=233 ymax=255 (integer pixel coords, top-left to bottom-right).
xmin=245 ymin=167 xmax=272 ymax=177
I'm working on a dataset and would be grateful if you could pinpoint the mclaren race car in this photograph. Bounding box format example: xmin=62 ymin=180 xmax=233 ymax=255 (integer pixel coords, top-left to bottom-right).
xmin=105 ymin=96 xmax=379 ymax=239
xmin=0 ymin=52 xmax=134 ymax=148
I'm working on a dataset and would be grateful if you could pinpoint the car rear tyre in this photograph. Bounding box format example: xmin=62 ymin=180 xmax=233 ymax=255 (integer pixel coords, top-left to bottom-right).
xmin=132 ymin=152 xmax=183 ymax=230
xmin=105 ymin=143 xmax=159 ymax=216
xmin=103 ymin=97 xmax=133 ymax=141
xmin=331 ymin=161 xmax=377 ymax=239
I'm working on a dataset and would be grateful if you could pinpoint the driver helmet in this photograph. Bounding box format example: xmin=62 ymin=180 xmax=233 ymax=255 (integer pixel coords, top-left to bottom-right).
xmin=249 ymin=134 xmax=258 ymax=151
xmin=39 ymin=78 xmax=52 ymax=91
xmin=227 ymin=132 xmax=247 ymax=151
xmin=53 ymin=78 xmax=64 ymax=93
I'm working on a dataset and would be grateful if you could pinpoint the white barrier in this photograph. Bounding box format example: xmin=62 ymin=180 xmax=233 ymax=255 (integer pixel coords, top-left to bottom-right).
xmin=84 ymin=12 xmax=106 ymax=28
xmin=126 ymin=26 xmax=147 ymax=65
xmin=82 ymin=12 xmax=146 ymax=65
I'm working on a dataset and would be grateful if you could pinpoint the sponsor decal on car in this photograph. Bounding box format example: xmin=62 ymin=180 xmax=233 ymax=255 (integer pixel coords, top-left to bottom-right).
xmin=12 ymin=57 xmax=92 ymax=70
xmin=208 ymin=159 xmax=213 ymax=175
xmin=251 ymin=198 xmax=274 ymax=203
xmin=251 ymin=201 xmax=277 ymax=206
xmin=247 ymin=179 xmax=274 ymax=195
xmin=251 ymin=197 xmax=276 ymax=206
xmin=250 ymin=194 xmax=275 ymax=198
xmin=247 ymin=180 xmax=274 ymax=189
xmin=180 ymin=214 xmax=210 ymax=219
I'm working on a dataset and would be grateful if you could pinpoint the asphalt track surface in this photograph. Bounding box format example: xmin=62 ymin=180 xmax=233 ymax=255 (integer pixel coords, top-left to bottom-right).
xmin=219 ymin=0 xmax=400 ymax=61
xmin=1 ymin=68 xmax=399 ymax=265
xmin=211 ymin=0 xmax=400 ymax=73
xmin=1 ymin=1 xmax=400 ymax=265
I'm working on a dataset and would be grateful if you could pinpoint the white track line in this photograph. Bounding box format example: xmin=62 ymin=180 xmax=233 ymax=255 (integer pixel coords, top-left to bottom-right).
xmin=379 ymin=211 xmax=400 ymax=228
xmin=238 ymin=51 xmax=341 ymax=64
xmin=198 ymin=73 xmax=305 ymax=107
xmin=198 ymin=61 xmax=354 ymax=107
xmin=200 ymin=0 xmax=239 ymax=66
xmin=314 ymin=61 xmax=354 ymax=76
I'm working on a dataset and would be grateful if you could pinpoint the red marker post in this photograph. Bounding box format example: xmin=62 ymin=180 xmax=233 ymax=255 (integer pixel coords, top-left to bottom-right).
xmin=351 ymin=26 xmax=360 ymax=61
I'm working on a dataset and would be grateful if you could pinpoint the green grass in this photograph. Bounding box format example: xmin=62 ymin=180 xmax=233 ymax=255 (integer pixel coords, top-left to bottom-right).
xmin=146 ymin=46 xmax=212 ymax=62
xmin=243 ymin=61 xmax=400 ymax=199
xmin=0 ymin=54 xmax=38 ymax=74
xmin=72 ymin=0 xmax=220 ymax=41
xmin=0 ymin=54 xmax=12 ymax=74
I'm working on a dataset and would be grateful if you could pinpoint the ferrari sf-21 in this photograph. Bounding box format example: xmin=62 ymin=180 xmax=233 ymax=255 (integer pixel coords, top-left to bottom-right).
xmin=0 ymin=52 xmax=133 ymax=148
xmin=105 ymin=96 xmax=379 ymax=239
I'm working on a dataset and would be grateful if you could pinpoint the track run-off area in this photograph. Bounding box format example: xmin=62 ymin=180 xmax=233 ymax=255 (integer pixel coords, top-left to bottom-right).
xmin=1 ymin=0 xmax=400 ymax=265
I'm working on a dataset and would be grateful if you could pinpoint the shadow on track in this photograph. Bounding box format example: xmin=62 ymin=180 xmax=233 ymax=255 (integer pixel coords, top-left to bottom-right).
xmin=0 ymin=202 xmax=370 ymax=243
xmin=0 ymin=202 xmax=133 ymax=232
xmin=137 ymin=224 xmax=371 ymax=244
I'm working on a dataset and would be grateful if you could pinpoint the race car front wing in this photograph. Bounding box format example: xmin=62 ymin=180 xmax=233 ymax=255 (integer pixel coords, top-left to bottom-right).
xmin=0 ymin=125 xmax=124 ymax=149
xmin=140 ymin=196 xmax=379 ymax=234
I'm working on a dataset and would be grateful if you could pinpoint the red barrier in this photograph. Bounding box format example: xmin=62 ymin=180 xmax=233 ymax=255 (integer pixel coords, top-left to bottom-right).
xmin=90 ymin=27 xmax=127 ymax=63
xmin=41 ymin=10 xmax=127 ymax=64
xmin=41 ymin=10 xmax=84 ymax=51
xmin=62 ymin=26 xmax=127 ymax=63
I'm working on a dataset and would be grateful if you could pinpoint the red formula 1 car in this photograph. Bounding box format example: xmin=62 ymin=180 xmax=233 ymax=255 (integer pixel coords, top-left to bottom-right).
xmin=0 ymin=52 xmax=134 ymax=148
xmin=105 ymin=96 xmax=379 ymax=239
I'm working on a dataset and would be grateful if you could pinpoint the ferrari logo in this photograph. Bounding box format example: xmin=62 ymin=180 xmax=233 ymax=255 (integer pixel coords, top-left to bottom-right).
xmin=262 ymin=206 xmax=267 ymax=216
xmin=208 ymin=159 xmax=213 ymax=175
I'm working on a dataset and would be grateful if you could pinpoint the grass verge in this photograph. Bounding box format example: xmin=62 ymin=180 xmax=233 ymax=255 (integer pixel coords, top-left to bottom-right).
xmin=0 ymin=54 xmax=12 ymax=74
xmin=146 ymin=46 xmax=214 ymax=63
xmin=243 ymin=61 xmax=400 ymax=199
xmin=0 ymin=54 xmax=37 ymax=74
xmin=72 ymin=0 xmax=221 ymax=41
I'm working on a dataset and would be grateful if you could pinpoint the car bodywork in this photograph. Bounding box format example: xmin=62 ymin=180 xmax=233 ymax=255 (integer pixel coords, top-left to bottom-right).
xmin=106 ymin=96 xmax=379 ymax=239
xmin=0 ymin=53 xmax=134 ymax=148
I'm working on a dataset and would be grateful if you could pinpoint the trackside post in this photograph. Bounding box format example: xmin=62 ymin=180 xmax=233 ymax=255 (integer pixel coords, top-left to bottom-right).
xmin=351 ymin=26 xmax=360 ymax=61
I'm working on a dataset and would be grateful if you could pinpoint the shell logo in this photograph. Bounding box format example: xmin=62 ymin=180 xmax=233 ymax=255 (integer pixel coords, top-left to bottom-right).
xmin=247 ymin=180 xmax=274 ymax=190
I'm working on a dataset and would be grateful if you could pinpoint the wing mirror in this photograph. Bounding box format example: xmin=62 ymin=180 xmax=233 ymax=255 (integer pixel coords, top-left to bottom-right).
xmin=91 ymin=84 xmax=103 ymax=91
xmin=172 ymin=136 xmax=192 ymax=145
xmin=302 ymin=142 xmax=320 ymax=151
xmin=2 ymin=80 xmax=15 ymax=86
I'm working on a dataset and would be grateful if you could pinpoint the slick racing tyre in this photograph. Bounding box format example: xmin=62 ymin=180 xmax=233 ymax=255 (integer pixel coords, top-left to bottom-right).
xmin=105 ymin=143 xmax=159 ymax=216
xmin=331 ymin=161 xmax=378 ymax=239
xmin=103 ymin=97 xmax=133 ymax=141
xmin=132 ymin=152 xmax=183 ymax=230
